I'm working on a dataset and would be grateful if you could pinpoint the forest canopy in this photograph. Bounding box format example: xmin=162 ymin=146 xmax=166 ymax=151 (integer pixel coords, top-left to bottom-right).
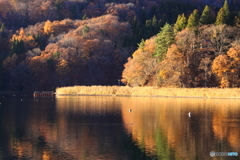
xmin=122 ymin=0 xmax=240 ymax=88
xmin=0 ymin=0 xmax=240 ymax=90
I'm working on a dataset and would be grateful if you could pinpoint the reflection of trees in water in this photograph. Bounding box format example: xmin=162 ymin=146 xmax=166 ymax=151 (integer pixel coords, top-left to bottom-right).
xmin=1 ymin=96 xmax=157 ymax=159
xmin=121 ymin=97 xmax=240 ymax=159
xmin=2 ymin=96 xmax=240 ymax=159
xmin=10 ymin=135 xmax=76 ymax=160
xmin=55 ymin=96 xmax=122 ymax=116
xmin=212 ymin=105 xmax=240 ymax=151
xmin=7 ymin=97 xmax=123 ymax=159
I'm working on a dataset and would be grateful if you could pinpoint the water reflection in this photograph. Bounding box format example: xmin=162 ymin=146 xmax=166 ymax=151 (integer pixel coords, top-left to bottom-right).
xmin=0 ymin=95 xmax=240 ymax=159
xmin=121 ymin=97 xmax=240 ymax=159
xmin=0 ymin=96 xmax=153 ymax=160
xmin=56 ymin=96 xmax=122 ymax=116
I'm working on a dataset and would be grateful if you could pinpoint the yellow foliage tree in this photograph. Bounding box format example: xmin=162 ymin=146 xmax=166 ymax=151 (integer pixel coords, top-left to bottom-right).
xmin=44 ymin=19 xmax=76 ymax=36
xmin=11 ymin=28 xmax=38 ymax=51
xmin=44 ymin=20 xmax=54 ymax=35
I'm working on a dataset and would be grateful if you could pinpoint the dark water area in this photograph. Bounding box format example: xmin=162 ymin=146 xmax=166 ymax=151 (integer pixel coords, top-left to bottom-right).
xmin=0 ymin=95 xmax=240 ymax=160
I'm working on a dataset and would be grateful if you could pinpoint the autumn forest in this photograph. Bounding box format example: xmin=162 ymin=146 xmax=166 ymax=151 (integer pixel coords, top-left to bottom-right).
xmin=0 ymin=0 xmax=240 ymax=91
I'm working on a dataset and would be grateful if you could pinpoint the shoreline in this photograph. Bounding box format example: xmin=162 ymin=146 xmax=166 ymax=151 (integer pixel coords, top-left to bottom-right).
xmin=56 ymin=94 xmax=240 ymax=99
xmin=55 ymin=86 xmax=240 ymax=99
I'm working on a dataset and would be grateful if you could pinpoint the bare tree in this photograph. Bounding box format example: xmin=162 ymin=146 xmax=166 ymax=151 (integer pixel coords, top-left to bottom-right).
xmin=201 ymin=25 xmax=240 ymax=56
xmin=199 ymin=57 xmax=212 ymax=87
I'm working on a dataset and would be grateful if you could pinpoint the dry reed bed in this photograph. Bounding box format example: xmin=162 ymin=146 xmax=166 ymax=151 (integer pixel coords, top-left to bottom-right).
xmin=55 ymin=86 xmax=240 ymax=99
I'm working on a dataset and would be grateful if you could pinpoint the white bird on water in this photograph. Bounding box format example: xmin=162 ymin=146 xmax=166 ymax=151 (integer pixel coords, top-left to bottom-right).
xmin=188 ymin=112 xmax=192 ymax=117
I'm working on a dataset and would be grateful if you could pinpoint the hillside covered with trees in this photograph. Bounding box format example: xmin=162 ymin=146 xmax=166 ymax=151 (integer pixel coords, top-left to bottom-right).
xmin=122 ymin=0 xmax=240 ymax=88
xmin=0 ymin=0 xmax=240 ymax=90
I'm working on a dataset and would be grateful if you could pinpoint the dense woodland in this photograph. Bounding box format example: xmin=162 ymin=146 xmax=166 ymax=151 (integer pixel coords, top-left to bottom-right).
xmin=122 ymin=0 xmax=240 ymax=88
xmin=0 ymin=0 xmax=240 ymax=90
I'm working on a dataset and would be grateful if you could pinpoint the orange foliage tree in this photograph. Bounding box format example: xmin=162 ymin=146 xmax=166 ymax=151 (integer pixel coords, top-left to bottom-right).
xmin=212 ymin=43 xmax=240 ymax=87
xmin=122 ymin=37 xmax=158 ymax=86
xmin=158 ymin=44 xmax=184 ymax=87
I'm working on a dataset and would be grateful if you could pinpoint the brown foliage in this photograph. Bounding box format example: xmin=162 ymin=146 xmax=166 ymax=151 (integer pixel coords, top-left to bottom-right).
xmin=121 ymin=24 xmax=240 ymax=88
xmin=6 ymin=14 xmax=133 ymax=89
xmin=158 ymin=44 xmax=183 ymax=87
xmin=212 ymin=43 xmax=240 ymax=87
xmin=200 ymin=25 xmax=240 ymax=55
xmin=44 ymin=19 xmax=76 ymax=36
xmin=105 ymin=3 xmax=136 ymax=21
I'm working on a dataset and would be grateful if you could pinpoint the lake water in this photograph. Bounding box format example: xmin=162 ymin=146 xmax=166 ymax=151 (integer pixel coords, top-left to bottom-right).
xmin=0 ymin=95 xmax=240 ymax=160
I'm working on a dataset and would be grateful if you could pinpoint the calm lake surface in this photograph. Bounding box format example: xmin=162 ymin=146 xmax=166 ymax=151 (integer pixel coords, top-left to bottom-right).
xmin=0 ymin=94 xmax=240 ymax=160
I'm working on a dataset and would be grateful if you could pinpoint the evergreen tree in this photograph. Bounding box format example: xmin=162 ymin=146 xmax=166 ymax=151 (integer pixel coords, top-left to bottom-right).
xmin=145 ymin=20 xmax=153 ymax=38
xmin=187 ymin=9 xmax=199 ymax=28
xmin=215 ymin=8 xmax=225 ymax=25
xmin=0 ymin=23 xmax=5 ymax=32
xmin=82 ymin=25 xmax=90 ymax=36
xmin=215 ymin=0 xmax=231 ymax=25
xmin=152 ymin=15 xmax=158 ymax=28
xmin=223 ymin=0 xmax=230 ymax=21
xmin=174 ymin=13 xmax=187 ymax=33
xmin=154 ymin=23 xmax=174 ymax=61
xmin=11 ymin=39 xmax=25 ymax=55
xmin=138 ymin=39 xmax=145 ymax=49
xmin=152 ymin=15 xmax=158 ymax=33
xmin=200 ymin=5 xmax=214 ymax=24
xmin=145 ymin=20 xmax=152 ymax=27
xmin=82 ymin=14 xmax=87 ymax=20
xmin=174 ymin=15 xmax=181 ymax=33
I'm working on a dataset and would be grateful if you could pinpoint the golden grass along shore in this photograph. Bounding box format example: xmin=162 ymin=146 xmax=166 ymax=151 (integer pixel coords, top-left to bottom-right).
xmin=55 ymin=86 xmax=240 ymax=99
